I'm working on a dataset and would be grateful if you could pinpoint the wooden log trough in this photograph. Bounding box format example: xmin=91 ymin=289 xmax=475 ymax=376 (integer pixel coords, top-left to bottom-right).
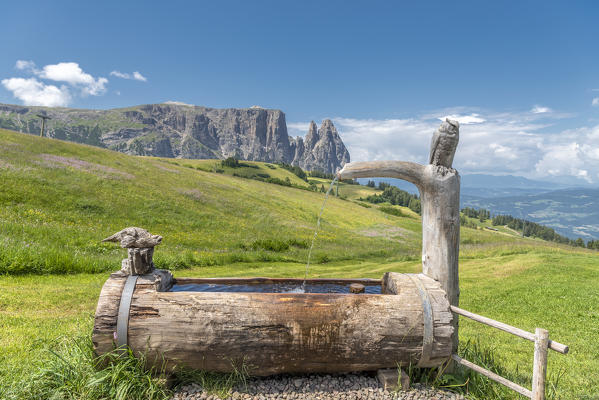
xmin=92 ymin=270 xmax=453 ymax=375
xmin=93 ymin=119 xmax=461 ymax=376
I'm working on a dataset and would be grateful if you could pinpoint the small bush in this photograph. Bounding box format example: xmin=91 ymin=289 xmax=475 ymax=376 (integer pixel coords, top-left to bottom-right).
xmin=240 ymin=238 xmax=308 ymax=252
xmin=309 ymin=170 xmax=335 ymax=180
xmin=277 ymin=162 xmax=308 ymax=181
xmin=379 ymin=206 xmax=403 ymax=217
xmin=249 ymin=239 xmax=290 ymax=252
xmin=317 ymin=254 xmax=330 ymax=263
xmin=287 ymin=238 xmax=309 ymax=249
xmin=221 ymin=157 xmax=240 ymax=168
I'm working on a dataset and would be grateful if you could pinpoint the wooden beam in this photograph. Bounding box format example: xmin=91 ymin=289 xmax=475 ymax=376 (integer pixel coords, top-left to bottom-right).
xmin=450 ymin=306 xmax=568 ymax=354
xmin=532 ymin=328 xmax=549 ymax=400
xmin=451 ymin=354 xmax=532 ymax=398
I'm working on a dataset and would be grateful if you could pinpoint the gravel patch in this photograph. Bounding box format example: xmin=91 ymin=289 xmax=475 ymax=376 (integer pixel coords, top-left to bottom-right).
xmin=172 ymin=373 xmax=464 ymax=400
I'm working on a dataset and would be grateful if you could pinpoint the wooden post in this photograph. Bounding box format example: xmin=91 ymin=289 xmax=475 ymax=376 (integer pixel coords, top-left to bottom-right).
xmin=338 ymin=119 xmax=461 ymax=353
xmin=36 ymin=114 xmax=51 ymax=137
xmin=532 ymin=328 xmax=549 ymax=400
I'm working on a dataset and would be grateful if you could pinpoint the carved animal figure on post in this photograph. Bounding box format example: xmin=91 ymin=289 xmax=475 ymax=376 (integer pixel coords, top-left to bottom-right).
xmin=429 ymin=118 xmax=459 ymax=168
xmin=102 ymin=227 xmax=162 ymax=275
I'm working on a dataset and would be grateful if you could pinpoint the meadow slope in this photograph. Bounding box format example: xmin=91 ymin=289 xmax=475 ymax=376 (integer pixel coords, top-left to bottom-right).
xmin=0 ymin=128 xmax=597 ymax=399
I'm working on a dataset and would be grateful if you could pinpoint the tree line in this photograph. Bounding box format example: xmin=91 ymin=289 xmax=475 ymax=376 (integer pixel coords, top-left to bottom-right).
xmin=461 ymin=209 xmax=593 ymax=249
xmin=360 ymin=182 xmax=421 ymax=214
xmin=490 ymin=214 xmax=578 ymax=245
xmin=361 ymin=180 xmax=597 ymax=249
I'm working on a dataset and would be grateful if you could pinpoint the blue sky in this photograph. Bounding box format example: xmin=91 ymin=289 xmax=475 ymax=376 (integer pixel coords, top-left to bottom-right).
xmin=2 ymin=1 xmax=599 ymax=183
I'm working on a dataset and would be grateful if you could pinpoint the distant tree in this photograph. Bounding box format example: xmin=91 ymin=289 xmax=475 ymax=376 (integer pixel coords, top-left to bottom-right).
xmin=309 ymin=170 xmax=335 ymax=180
xmin=221 ymin=157 xmax=240 ymax=168
xmin=366 ymin=180 xmax=375 ymax=188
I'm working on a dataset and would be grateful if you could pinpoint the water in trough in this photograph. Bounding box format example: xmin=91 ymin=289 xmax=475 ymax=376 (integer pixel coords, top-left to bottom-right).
xmin=170 ymin=281 xmax=381 ymax=294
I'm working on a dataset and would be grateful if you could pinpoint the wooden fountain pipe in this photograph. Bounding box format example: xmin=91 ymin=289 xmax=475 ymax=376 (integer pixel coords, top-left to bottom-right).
xmin=338 ymin=119 xmax=460 ymax=352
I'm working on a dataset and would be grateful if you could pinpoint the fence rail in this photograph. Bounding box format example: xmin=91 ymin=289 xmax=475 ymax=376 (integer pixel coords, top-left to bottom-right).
xmin=451 ymin=306 xmax=568 ymax=354
xmin=451 ymin=306 xmax=569 ymax=400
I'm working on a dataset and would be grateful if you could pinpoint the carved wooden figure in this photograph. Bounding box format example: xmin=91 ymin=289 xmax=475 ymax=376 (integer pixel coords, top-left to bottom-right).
xmin=102 ymin=227 xmax=162 ymax=275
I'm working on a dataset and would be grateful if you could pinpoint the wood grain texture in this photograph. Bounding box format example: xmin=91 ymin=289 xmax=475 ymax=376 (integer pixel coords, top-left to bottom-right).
xmin=532 ymin=328 xmax=549 ymax=400
xmin=93 ymin=273 xmax=453 ymax=375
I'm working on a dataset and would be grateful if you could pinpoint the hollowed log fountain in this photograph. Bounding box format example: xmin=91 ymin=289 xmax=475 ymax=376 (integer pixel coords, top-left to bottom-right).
xmin=93 ymin=119 xmax=461 ymax=375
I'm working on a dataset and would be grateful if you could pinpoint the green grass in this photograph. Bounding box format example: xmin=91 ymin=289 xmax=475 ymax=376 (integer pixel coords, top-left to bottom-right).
xmin=0 ymin=129 xmax=597 ymax=399
xmin=0 ymin=128 xmax=423 ymax=274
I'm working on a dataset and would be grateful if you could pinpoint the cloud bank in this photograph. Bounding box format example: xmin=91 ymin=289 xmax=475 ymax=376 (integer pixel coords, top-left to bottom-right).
xmin=2 ymin=60 xmax=147 ymax=107
xmin=2 ymin=60 xmax=108 ymax=107
xmin=291 ymin=108 xmax=599 ymax=184
xmin=1 ymin=77 xmax=71 ymax=107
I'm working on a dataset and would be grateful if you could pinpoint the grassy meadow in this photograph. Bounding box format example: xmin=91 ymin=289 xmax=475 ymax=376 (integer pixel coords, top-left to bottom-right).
xmin=0 ymin=128 xmax=597 ymax=399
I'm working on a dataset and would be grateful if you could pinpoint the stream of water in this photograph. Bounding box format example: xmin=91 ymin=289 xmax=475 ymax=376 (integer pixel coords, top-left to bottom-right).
xmin=302 ymin=177 xmax=339 ymax=289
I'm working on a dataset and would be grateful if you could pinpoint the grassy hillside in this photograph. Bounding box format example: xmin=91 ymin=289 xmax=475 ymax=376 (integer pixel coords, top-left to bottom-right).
xmin=0 ymin=127 xmax=425 ymax=274
xmin=0 ymin=128 xmax=597 ymax=399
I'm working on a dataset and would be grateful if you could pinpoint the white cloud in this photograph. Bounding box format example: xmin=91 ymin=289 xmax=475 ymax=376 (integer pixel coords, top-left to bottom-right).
xmin=110 ymin=70 xmax=147 ymax=82
xmin=333 ymin=117 xmax=434 ymax=164
xmin=531 ymin=105 xmax=552 ymax=114
xmin=38 ymin=62 xmax=107 ymax=95
xmin=15 ymin=60 xmax=37 ymax=72
xmin=439 ymin=113 xmax=485 ymax=125
xmin=1 ymin=77 xmax=70 ymax=107
xmin=163 ymin=100 xmax=193 ymax=106
xmin=592 ymin=98 xmax=599 ymax=106
xmin=287 ymin=122 xmax=311 ymax=137
xmin=110 ymin=71 xmax=129 ymax=79
xmin=3 ymin=60 xmax=109 ymax=106
xmin=132 ymin=71 xmax=147 ymax=82
xmin=293 ymin=107 xmax=599 ymax=183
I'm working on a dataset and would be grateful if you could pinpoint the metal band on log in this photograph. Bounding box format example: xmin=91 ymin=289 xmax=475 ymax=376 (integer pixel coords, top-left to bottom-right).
xmin=406 ymin=274 xmax=434 ymax=367
xmin=116 ymin=275 xmax=138 ymax=349
xmin=382 ymin=272 xmax=453 ymax=368
xmin=93 ymin=272 xmax=453 ymax=375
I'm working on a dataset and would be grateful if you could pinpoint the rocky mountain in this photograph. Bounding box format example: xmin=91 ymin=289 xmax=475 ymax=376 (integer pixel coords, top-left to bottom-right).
xmin=291 ymin=120 xmax=350 ymax=173
xmin=0 ymin=103 xmax=350 ymax=173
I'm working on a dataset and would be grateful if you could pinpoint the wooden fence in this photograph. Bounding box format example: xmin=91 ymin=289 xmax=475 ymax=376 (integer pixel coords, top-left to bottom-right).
xmin=451 ymin=306 xmax=569 ymax=400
